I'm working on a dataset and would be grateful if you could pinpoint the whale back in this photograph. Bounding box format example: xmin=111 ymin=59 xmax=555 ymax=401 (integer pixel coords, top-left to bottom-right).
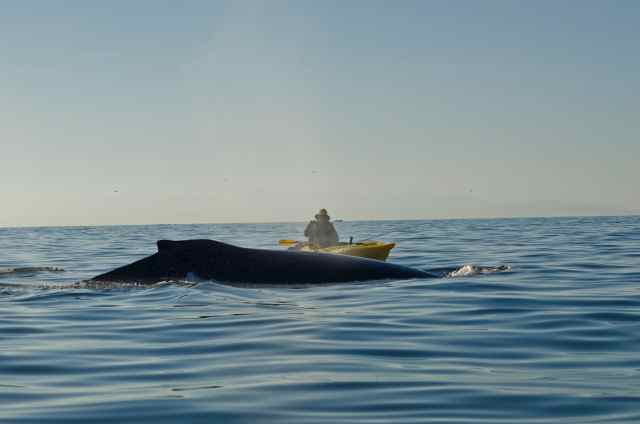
xmin=92 ymin=239 xmax=432 ymax=285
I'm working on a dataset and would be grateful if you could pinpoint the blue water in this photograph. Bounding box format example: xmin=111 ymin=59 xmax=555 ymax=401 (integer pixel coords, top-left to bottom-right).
xmin=1 ymin=217 xmax=639 ymax=423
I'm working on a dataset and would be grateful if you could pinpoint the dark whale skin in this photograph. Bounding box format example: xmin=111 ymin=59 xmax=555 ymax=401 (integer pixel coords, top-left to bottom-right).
xmin=91 ymin=239 xmax=434 ymax=285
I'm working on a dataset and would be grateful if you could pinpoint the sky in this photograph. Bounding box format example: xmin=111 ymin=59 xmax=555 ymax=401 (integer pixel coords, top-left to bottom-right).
xmin=1 ymin=0 xmax=639 ymax=227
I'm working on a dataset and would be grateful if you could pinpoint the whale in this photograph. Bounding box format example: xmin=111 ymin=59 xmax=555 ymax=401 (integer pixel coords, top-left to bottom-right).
xmin=91 ymin=239 xmax=434 ymax=285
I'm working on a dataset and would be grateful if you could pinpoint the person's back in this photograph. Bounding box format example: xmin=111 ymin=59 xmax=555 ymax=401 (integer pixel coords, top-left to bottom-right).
xmin=304 ymin=209 xmax=339 ymax=248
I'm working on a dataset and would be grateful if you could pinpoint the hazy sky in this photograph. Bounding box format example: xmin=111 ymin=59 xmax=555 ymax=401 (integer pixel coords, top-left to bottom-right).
xmin=2 ymin=1 xmax=638 ymax=227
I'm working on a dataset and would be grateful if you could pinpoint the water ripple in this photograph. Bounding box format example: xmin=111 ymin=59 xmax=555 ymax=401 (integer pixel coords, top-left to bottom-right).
xmin=1 ymin=217 xmax=640 ymax=423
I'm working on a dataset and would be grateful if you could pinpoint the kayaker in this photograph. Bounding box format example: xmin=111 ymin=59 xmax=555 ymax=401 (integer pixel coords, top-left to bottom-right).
xmin=304 ymin=208 xmax=339 ymax=248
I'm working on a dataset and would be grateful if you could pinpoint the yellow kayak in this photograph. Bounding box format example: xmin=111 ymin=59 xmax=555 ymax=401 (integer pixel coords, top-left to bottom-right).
xmin=297 ymin=241 xmax=395 ymax=261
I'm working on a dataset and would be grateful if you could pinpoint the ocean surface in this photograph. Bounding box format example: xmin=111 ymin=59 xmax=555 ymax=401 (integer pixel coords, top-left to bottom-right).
xmin=1 ymin=217 xmax=639 ymax=423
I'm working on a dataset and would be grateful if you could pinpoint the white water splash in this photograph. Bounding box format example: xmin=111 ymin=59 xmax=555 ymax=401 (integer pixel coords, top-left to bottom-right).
xmin=446 ymin=264 xmax=511 ymax=278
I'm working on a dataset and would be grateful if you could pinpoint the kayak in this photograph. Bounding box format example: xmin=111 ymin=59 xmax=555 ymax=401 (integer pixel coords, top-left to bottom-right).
xmin=296 ymin=241 xmax=395 ymax=261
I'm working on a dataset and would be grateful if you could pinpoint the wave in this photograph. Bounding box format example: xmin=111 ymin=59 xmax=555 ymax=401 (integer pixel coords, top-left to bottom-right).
xmin=0 ymin=267 xmax=64 ymax=275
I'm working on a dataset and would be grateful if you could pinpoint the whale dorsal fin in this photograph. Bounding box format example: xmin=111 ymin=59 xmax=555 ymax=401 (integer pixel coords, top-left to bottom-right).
xmin=157 ymin=239 xmax=224 ymax=253
xmin=157 ymin=240 xmax=180 ymax=252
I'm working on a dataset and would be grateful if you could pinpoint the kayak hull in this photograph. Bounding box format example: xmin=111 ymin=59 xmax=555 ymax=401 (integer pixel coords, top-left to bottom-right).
xmin=297 ymin=241 xmax=395 ymax=261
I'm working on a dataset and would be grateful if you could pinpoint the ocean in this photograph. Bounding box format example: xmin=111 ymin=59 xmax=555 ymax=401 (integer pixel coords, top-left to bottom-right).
xmin=1 ymin=216 xmax=639 ymax=423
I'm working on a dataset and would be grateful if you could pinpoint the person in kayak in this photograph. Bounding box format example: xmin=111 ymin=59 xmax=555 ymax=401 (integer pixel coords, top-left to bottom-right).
xmin=304 ymin=208 xmax=339 ymax=248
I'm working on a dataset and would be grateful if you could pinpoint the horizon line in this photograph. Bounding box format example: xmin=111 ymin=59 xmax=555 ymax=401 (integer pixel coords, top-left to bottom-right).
xmin=1 ymin=213 xmax=638 ymax=230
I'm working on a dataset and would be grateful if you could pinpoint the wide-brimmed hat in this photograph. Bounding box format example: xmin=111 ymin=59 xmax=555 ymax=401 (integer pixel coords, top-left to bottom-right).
xmin=315 ymin=208 xmax=330 ymax=219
